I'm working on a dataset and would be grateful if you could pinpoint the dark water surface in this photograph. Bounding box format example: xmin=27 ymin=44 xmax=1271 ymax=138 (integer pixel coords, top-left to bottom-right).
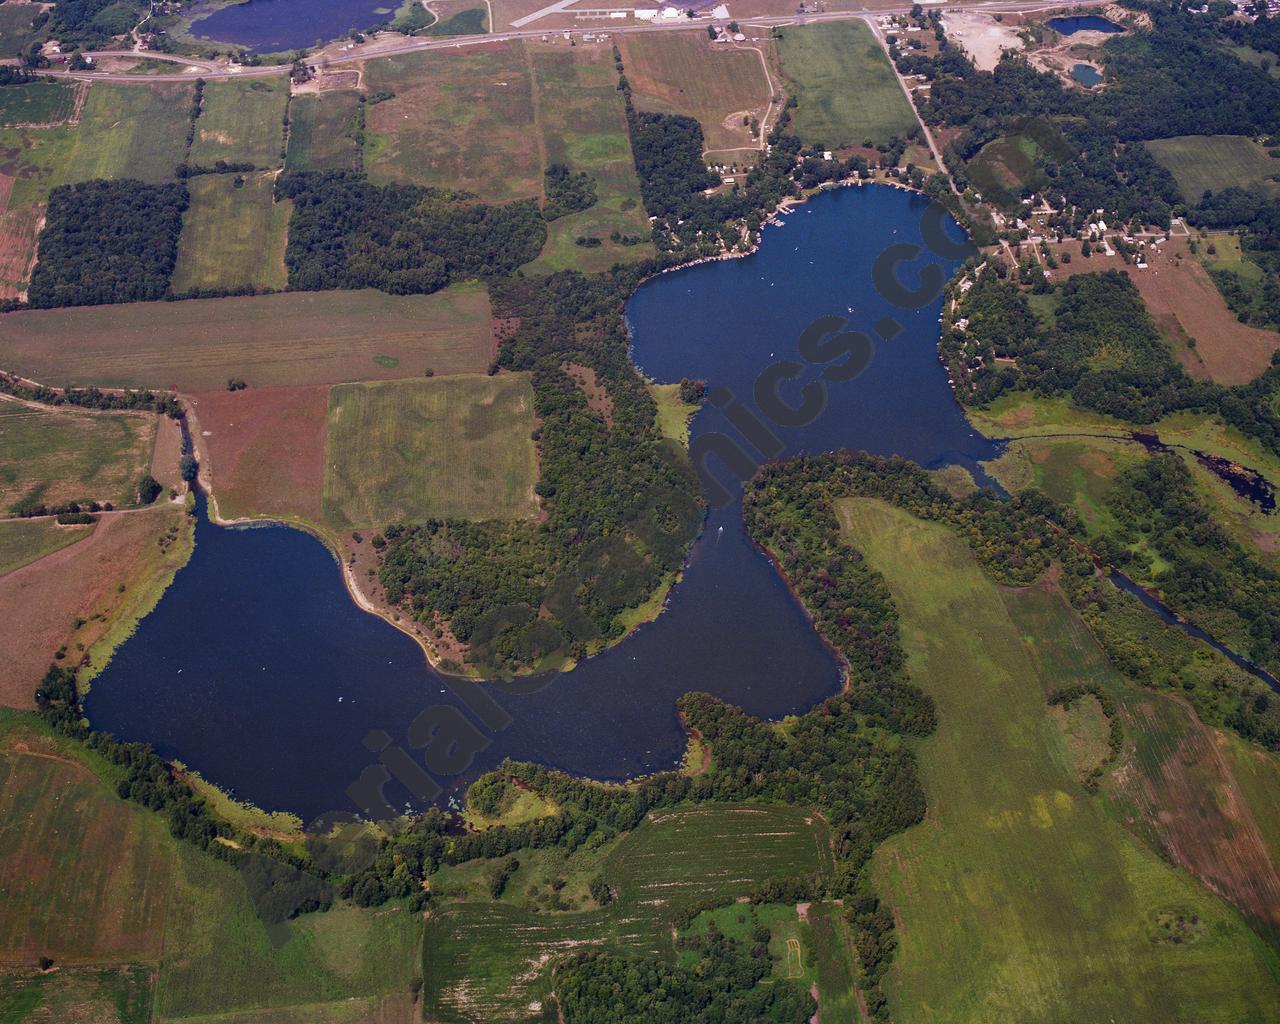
xmin=1071 ymin=63 xmax=1103 ymax=87
xmin=1047 ymin=15 xmax=1123 ymax=34
xmin=86 ymin=186 xmax=1000 ymax=823
xmin=190 ymin=0 xmax=392 ymax=51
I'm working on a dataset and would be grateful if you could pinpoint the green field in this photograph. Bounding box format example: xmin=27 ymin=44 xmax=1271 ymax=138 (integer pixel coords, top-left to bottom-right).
xmin=1145 ymin=134 xmax=1280 ymax=201
xmin=0 ymin=401 xmax=158 ymax=513
xmin=155 ymin=848 xmax=421 ymax=1022
xmin=363 ymin=44 xmax=541 ymax=201
xmin=840 ymin=498 xmax=1280 ymax=1023
xmin=58 ymin=82 xmax=195 ymax=185
xmin=0 ymin=81 xmax=76 ymax=126
xmin=777 ymin=20 xmax=917 ymax=149
xmin=171 ymin=172 xmax=290 ymax=293
xmin=323 ymin=374 xmax=538 ymax=528
xmin=0 ymin=517 xmax=94 ymax=576
xmin=422 ymin=803 xmax=833 ymax=1022
xmin=0 ymin=282 xmax=494 ymax=390
xmin=190 ymin=78 xmax=289 ymax=168
xmin=525 ymin=43 xmax=652 ymax=274
xmin=0 ymin=965 xmax=153 ymax=1023
xmin=284 ymin=91 xmax=362 ymax=171
xmin=0 ymin=125 xmax=75 ymax=207
xmin=0 ymin=3 xmax=43 ymax=57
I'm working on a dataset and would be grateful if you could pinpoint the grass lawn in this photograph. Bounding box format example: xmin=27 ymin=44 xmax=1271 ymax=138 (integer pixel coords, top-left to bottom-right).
xmin=423 ymin=803 xmax=832 ymax=1021
xmin=58 ymin=82 xmax=194 ymax=185
xmin=777 ymin=20 xmax=917 ymax=149
xmin=284 ymin=91 xmax=362 ymax=172
xmin=363 ymin=43 xmax=541 ymax=201
xmin=525 ymin=42 xmax=653 ymax=274
xmin=0 ymin=82 xmax=76 ymax=126
xmin=618 ymin=31 xmax=772 ymax=155
xmin=840 ymin=497 xmax=1280 ymax=1023
xmin=190 ymin=78 xmax=288 ymax=169
xmin=0 ymin=282 xmax=494 ymax=390
xmin=1145 ymin=134 xmax=1280 ymax=201
xmin=0 ymin=401 xmax=158 ymax=513
xmin=323 ymin=373 xmax=539 ymax=528
xmin=0 ymin=517 xmax=93 ymax=576
xmin=171 ymin=172 xmax=290 ymax=293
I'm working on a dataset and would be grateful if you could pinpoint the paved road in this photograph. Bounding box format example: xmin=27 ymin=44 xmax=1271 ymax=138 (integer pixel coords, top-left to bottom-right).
xmin=39 ymin=0 xmax=1111 ymax=83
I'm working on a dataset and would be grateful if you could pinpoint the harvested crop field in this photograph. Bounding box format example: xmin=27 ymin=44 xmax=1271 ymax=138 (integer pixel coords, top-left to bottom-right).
xmin=323 ymin=373 xmax=538 ymax=528
xmin=0 ymin=735 xmax=173 ymax=962
xmin=0 ymin=507 xmax=190 ymax=707
xmin=0 ymin=282 xmax=494 ymax=391
xmin=0 ymin=188 xmax=41 ymax=300
xmin=171 ymin=172 xmax=290 ymax=294
xmin=190 ymin=384 xmax=328 ymax=525
xmin=190 ymin=78 xmax=289 ymax=169
xmin=0 ymin=398 xmax=158 ymax=512
xmin=1145 ymin=135 xmax=1280 ymax=201
xmin=363 ymin=43 xmax=541 ymax=201
xmin=618 ymin=31 xmax=773 ymax=155
xmin=777 ymin=20 xmax=917 ymax=149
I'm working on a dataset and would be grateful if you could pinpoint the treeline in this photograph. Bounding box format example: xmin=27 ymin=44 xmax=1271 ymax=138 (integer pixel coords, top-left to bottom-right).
xmin=554 ymin=925 xmax=815 ymax=1023
xmin=943 ymin=270 xmax=1280 ymax=457
xmin=1189 ymin=186 xmax=1280 ymax=330
xmin=27 ymin=179 xmax=188 ymax=309
xmin=379 ymin=268 xmax=702 ymax=675
xmin=0 ymin=371 xmax=182 ymax=417
xmin=746 ymin=448 xmax=1280 ymax=753
xmin=276 ymin=171 xmax=546 ymax=294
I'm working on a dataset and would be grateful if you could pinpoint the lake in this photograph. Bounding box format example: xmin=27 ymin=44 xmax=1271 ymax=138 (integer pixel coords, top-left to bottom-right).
xmin=1072 ymin=63 xmax=1104 ymax=87
xmin=85 ymin=185 xmax=1000 ymax=824
xmin=189 ymin=0 xmax=394 ymax=52
xmin=1047 ymin=16 xmax=1123 ymax=35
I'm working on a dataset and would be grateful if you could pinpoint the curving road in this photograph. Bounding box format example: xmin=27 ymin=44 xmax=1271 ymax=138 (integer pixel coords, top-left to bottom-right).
xmin=37 ymin=0 xmax=1112 ymax=83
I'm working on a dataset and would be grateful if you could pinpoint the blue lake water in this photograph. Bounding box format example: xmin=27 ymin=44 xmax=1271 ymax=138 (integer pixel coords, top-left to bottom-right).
xmin=1047 ymin=15 xmax=1123 ymax=34
xmin=189 ymin=0 xmax=393 ymax=51
xmin=1071 ymin=63 xmax=1103 ymax=87
xmin=85 ymin=185 xmax=1000 ymax=824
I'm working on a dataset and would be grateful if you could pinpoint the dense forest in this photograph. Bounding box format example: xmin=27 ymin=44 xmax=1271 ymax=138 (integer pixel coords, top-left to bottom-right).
xmin=46 ymin=0 xmax=142 ymax=49
xmin=943 ymin=270 xmax=1280 ymax=458
xmin=277 ymin=171 xmax=546 ymax=293
xmin=27 ymin=179 xmax=188 ymax=308
xmin=542 ymin=163 xmax=598 ymax=221
xmin=378 ymin=267 xmax=703 ymax=675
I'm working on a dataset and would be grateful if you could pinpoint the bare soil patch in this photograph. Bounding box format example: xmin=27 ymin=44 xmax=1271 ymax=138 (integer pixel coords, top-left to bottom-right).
xmin=942 ymin=12 xmax=1025 ymax=71
xmin=560 ymin=361 xmax=613 ymax=426
xmin=0 ymin=508 xmax=185 ymax=708
xmin=188 ymin=385 xmax=328 ymax=525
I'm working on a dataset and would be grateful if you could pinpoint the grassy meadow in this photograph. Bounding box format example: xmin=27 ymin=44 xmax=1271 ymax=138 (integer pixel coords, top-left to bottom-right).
xmin=363 ymin=44 xmax=541 ymax=201
xmin=0 ymin=401 xmax=157 ymax=513
xmin=0 ymin=2 xmax=42 ymax=56
xmin=0 ymin=81 xmax=77 ymax=126
xmin=777 ymin=20 xmax=917 ymax=149
xmin=1145 ymin=134 xmax=1280 ymax=200
xmin=58 ymin=82 xmax=194 ymax=185
xmin=423 ymin=803 xmax=832 ymax=1021
xmin=0 ymin=282 xmax=494 ymax=390
xmin=171 ymin=172 xmax=290 ymax=293
xmin=0 ymin=517 xmax=93 ymax=577
xmin=323 ymin=373 xmax=539 ymax=528
xmin=618 ymin=31 xmax=773 ymax=155
xmin=840 ymin=498 xmax=1280 ymax=1023
xmin=526 ymin=43 xmax=653 ymax=274
xmin=285 ymin=91 xmax=363 ymax=172
xmin=190 ymin=78 xmax=289 ymax=168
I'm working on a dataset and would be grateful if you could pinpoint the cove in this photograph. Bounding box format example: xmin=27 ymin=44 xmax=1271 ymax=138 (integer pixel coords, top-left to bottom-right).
xmin=85 ymin=186 xmax=998 ymax=824
xmin=189 ymin=0 xmax=393 ymax=52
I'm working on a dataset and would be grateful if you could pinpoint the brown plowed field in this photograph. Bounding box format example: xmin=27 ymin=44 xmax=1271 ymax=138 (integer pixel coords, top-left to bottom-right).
xmin=188 ymin=385 xmax=328 ymax=525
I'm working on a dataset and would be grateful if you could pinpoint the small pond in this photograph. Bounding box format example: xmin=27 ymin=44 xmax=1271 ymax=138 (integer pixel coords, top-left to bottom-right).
xmin=1047 ymin=15 xmax=1123 ymax=35
xmin=1071 ymin=63 xmax=1104 ymax=87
